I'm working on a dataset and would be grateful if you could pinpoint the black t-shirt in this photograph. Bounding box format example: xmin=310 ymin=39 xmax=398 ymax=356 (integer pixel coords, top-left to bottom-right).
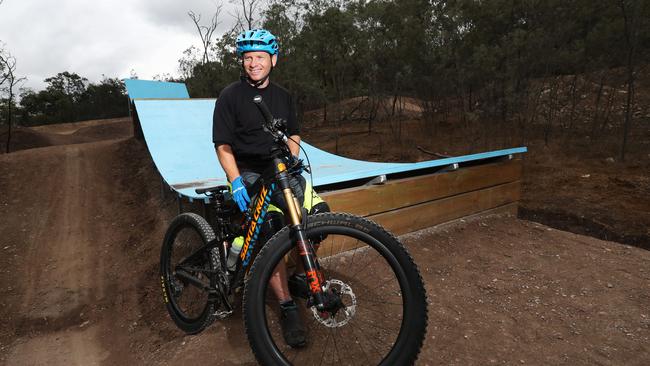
xmin=213 ymin=80 xmax=299 ymax=172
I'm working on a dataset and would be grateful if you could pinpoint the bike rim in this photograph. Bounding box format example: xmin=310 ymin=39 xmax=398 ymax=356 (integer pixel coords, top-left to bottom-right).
xmin=255 ymin=226 xmax=410 ymax=365
xmin=165 ymin=223 xmax=212 ymax=323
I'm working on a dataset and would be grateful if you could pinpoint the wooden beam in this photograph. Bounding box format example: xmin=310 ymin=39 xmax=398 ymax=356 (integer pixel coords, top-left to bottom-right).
xmin=369 ymin=181 xmax=520 ymax=236
xmin=321 ymin=159 xmax=522 ymax=216
xmin=317 ymin=181 xmax=521 ymax=256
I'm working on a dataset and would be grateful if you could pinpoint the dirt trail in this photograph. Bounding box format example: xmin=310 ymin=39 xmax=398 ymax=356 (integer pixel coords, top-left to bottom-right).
xmin=0 ymin=139 xmax=132 ymax=365
xmin=0 ymin=119 xmax=649 ymax=365
xmin=14 ymin=146 xmax=103 ymax=365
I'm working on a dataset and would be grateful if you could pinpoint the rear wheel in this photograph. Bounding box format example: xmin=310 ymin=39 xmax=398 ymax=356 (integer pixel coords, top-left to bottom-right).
xmin=243 ymin=213 xmax=428 ymax=365
xmin=160 ymin=212 xmax=218 ymax=334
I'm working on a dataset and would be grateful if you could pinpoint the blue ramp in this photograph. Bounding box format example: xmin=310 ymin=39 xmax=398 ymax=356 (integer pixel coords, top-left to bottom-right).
xmin=132 ymin=97 xmax=527 ymax=200
xmin=124 ymin=79 xmax=189 ymax=100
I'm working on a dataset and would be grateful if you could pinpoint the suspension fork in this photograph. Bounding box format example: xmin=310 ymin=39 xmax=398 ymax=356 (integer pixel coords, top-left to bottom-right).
xmin=273 ymin=158 xmax=328 ymax=311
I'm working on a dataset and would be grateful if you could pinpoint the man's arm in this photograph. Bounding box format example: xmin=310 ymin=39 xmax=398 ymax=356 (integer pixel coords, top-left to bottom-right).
xmin=216 ymin=144 xmax=240 ymax=182
xmin=288 ymin=135 xmax=301 ymax=157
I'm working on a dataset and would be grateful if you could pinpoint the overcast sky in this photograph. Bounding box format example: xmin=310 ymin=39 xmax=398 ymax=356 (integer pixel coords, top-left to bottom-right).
xmin=0 ymin=0 xmax=244 ymax=92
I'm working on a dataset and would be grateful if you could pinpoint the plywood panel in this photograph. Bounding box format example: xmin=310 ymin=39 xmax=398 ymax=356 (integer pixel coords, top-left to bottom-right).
xmin=317 ymin=181 xmax=520 ymax=256
xmin=370 ymin=181 xmax=520 ymax=235
xmin=321 ymin=159 xmax=522 ymax=216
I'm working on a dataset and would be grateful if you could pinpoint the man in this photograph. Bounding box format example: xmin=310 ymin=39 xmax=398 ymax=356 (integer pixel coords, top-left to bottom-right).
xmin=212 ymin=28 xmax=313 ymax=348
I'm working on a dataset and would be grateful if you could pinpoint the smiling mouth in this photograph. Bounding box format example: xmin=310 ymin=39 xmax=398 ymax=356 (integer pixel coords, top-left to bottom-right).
xmin=248 ymin=69 xmax=265 ymax=78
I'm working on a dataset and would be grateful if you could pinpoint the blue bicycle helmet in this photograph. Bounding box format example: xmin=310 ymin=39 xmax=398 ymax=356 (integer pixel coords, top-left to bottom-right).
xmin=236 ymin=29 xmax=279 ymax=56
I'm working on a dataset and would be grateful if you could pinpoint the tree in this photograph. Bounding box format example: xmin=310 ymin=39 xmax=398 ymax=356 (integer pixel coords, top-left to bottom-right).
xmin=78 ymin=77 xmax=127 ymax=120
xmin=188 ymin=3 xmax=223 ymax=65
xmin=617 ymin=0 xmax=649 ymax=160
xmin=178 ymin=45 xmax=202 ymax=80
xmin=0 ymin=46 xmax=25 ymax=153
xmin=231 ymin=0 xmax=263 ymax=31
xmin=183 ymin=26 xmax=240 ymax=98
xmin=17 ymin=72 xmax=127 ymax=126
xmin=43 ymin=71 xmax=88 ymax=123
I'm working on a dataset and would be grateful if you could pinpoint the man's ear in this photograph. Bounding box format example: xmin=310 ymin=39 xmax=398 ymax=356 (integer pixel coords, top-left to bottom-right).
xmin=271 ymin=54 xmax=278 ymax=67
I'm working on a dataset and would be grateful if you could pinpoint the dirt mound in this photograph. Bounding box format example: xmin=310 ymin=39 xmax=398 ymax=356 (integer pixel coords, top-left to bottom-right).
xmin=303 ymin=95 xmax=424 ymax=128
xmin=28 ymin=118 xmax=130 ymax=135
xmin=69 ymin=119 xmax=133 ymax=141
xmin=0 ymin=128 xmax=54 ymax=152
xmin=1 ymin=118 xmax=132 ymax=153
xmin=520 ymin=139 xmax=650 ymax=250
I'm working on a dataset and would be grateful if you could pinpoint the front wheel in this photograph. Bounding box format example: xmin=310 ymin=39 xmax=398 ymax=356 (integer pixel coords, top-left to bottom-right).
xmin=160 ymin=212 xmax=218 ymax=334
xmin=243 ymin=213 xmax=428 ymax=365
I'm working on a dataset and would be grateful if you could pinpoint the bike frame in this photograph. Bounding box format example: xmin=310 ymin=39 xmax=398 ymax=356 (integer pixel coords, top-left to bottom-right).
xmin=228 ymin=148 xmax=327 ymax=309
xmin=183 ymin=99 xmax=329 ymax=311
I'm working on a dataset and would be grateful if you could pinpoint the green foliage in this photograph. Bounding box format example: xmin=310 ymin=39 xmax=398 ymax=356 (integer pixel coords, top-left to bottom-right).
xmin=182 ymin=28 xmax=240 ymax=97
xmin=18 ymin=73 xmax=128 ymax=126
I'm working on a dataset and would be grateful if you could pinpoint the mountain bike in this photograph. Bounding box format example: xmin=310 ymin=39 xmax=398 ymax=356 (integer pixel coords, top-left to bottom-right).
xmin=159 ymin=95 xmax=428 ymax=365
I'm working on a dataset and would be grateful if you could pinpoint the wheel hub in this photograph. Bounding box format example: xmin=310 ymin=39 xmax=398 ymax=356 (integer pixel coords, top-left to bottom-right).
xmin=311 ymin=279 xmax=356 ymax=328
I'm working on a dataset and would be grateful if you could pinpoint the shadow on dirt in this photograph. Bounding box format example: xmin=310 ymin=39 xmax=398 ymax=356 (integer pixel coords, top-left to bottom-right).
xmin=519 ymin=207 xmax=650 ymax=250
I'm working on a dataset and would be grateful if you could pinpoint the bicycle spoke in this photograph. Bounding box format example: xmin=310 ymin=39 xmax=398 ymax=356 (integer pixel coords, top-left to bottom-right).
xmin=247 ymin=213 xmax=427 ymax=365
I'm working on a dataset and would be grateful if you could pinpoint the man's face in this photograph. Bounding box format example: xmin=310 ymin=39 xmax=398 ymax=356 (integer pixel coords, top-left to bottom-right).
xmin=243 ymin=51 xmax=277 ymax=82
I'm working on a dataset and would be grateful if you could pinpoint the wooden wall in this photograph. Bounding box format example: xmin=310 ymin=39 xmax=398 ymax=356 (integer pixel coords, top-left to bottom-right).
xmin=321 ymin=158 xmax=522 ymax=237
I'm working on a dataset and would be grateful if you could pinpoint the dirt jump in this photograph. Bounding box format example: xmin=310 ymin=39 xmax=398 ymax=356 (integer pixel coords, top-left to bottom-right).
xmin=0 ymin=119 xmax=648 ymax=365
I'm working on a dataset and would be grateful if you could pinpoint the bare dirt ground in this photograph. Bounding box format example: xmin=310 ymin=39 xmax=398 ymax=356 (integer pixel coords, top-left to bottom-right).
xmin=0 ymin=117 xmax=649 ymax=365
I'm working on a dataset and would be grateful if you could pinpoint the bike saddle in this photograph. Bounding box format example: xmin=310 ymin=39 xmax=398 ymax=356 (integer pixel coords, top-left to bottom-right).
xmin=195 ymin=185 xmax=230 ymax=195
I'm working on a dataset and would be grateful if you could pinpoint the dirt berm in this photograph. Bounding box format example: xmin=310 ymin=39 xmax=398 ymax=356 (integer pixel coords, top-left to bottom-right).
xmin=0 ymin=120 xmax=648 ymax=365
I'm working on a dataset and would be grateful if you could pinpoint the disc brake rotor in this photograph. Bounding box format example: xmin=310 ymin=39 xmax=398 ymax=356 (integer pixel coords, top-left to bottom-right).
xmin=311 ymin=279 xmax=357 ymax=328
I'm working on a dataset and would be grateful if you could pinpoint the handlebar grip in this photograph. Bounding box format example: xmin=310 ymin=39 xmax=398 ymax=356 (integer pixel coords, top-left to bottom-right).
xmin=253 ymin=95 xmax=274 ymax=125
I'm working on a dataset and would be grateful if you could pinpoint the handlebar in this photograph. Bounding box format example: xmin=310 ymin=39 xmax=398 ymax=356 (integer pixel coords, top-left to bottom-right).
xmin=253 ymin=95 xmax=288 ymax=143
xmin=252 ymin=95 xmax=310 ymax=175
xmin=253 ymin=95 xmax=274 ymax=126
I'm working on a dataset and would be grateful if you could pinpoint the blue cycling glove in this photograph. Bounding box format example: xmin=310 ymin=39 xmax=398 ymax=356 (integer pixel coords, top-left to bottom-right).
xmin=231 ymin=176 xmax=250 ymax=212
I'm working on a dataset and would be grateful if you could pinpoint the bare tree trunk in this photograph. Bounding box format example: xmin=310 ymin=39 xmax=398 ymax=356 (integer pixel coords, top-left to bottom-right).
xmin=333 ymin=75 xmax=342 ymax=155
xmin=367 ymin=96 xmax=379 ymax=134
xmin=236 ymin=0 xmax=260 ymax=30
xmin=391 ymin=73 xmax=400 ymax=118
xmin=1 ymin=49 xmax=24 ymax=153
xmin=188 ymin=5 xmax=222 ymax=65
xmin=468 ymin=85 xmax=473 ymax=112
xmin=567 ymin=74 xmax=579 ymax=133
xmin=618 ymin=0 xmax=641 ymax=161
xmin=543 ymin=79 xmax=559 ymax=146
xmin=522 ymin=84 xmax=542 ymax=146
xmin=600 ymin=91 xmax=615 ymax=131
xmin=621 ymin=60 xmax=635 ymax=160
xmin=5 ymin=89 xmax=12 ymax=153
xmin=591 ymin=72 xmax=606 ymax=136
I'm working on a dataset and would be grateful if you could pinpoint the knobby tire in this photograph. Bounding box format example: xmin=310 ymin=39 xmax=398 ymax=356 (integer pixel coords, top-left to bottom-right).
xmin=160 ymin=212 xmax=218 ymax=334
xmin=243 ymin=212 xmax=428 ymax=366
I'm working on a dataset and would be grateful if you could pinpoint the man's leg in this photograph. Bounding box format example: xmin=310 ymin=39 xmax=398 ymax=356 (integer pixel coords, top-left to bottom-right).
xmin=260 ymin=173 xmax=307 ymax=347
xmin=239 ymin=171 xmax=295 ymax=301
